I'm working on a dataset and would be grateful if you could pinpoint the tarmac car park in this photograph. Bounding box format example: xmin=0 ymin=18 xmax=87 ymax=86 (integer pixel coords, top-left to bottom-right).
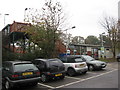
xmin=9 ymin=62 xmax=117 ymax=90
xmin=36 ymin=62 xmax=118 ymax=89
xmin=2 ymin=59 xmax=118 ymax=89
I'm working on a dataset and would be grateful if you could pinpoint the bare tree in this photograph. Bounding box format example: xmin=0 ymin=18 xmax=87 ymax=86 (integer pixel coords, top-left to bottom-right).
xmin=100 ymin=16 xmax=119 ymax=58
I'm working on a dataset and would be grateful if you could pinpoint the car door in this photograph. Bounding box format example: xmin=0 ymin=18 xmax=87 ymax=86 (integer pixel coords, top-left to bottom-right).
xmin=34 ymin=60 xmax=46 ymax=72
xmin=38 ymin=61 xmax=46 ymax=72
xmin=64 ymin=57 xmax=75 ymax=71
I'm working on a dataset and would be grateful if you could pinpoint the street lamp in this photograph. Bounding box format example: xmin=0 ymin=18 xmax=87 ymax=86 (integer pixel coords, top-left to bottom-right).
xmin=100 ymin=32 xmax=105 ymax=58
xmin=63 ymin=26 xmax=76 ymax=56
xmin=4 ymin=14 xmax=9 ymax=26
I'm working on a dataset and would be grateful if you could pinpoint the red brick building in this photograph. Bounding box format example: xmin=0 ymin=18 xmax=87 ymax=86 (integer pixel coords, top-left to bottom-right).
xmin=2 ymin=21 xmax=31 ymax=53
xmin=2 ymin=21 xmax=67 ymax=55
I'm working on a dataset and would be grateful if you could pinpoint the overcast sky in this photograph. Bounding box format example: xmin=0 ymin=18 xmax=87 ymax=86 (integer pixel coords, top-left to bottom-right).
xmin=0 ymin=0 xmax=119 ymax=38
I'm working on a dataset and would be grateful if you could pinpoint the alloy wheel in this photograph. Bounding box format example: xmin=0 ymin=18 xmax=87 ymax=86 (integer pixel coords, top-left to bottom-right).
xmin=5 ymin=81 xmax=10 ymax=90
xmin=41 ymin=74 xmax=47 ymax=82
xmin=89 ymin=65 xmax=94 ymax=71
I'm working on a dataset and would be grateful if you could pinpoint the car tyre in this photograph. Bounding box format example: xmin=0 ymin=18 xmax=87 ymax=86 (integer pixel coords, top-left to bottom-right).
xmin=60 ymin=75 xmax=65 ymax=80
xmin=117 ymin=58 xmax=120 ymax=62
xmin=88 ymin=65 xmax=94 ymax=71
xmin=41 ymin=74 xmax=48 ymax=83
xmin=5 ymin=80 xmax=11 ymax=90
xmin=67 ymin=68 xmax=76 ymax=76
xmin=82 ymin=71 xmax=87 ymax=74
xmin=31 ymin=82 xmax=38 ymax=86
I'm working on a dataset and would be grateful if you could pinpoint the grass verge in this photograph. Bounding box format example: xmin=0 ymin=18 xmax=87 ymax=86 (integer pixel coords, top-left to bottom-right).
xmin=99 ymin=58 xmax=117 ymax=63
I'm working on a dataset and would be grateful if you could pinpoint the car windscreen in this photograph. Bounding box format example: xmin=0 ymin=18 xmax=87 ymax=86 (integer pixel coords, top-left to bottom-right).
xmin=75 ymin=58 xmax=84 ymax=62
xmin=49 ymin=60 xmax=62 ymax=66
xmin=83 ymin=56 xmax=95 ymax=61
xmin=14 ymin=63 xmax=38 ymax=72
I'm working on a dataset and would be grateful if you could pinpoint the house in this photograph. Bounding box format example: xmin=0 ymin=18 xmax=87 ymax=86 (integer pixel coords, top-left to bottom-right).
xmin=2 ymin=21 xmax=31 ymax=53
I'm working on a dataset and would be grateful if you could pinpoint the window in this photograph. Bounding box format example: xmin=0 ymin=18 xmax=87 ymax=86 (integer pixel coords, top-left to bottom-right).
xmin=38 ymin=61 xmax=46 ymax=69
xmin=2 ymin=62 xmax=12 ymax=71
xmin=67 ymin=58 xmax=75 ymax=63
xmin=33 ymin=60 xmax=40 ymax=65
xmin=83 ymin=56 xmax=94 ymax=61
xmin=75 ymin=58 xmax=83 ymax=62
xmin=60 ymin=58 xmax=67 ymax=63
xmin=49 ymin=60 xmax=61 ymax=66
xmin=14 ymin=63 xmax=38 ymax=72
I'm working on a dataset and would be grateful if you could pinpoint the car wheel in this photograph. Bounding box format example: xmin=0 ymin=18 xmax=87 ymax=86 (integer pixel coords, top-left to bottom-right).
xmin=41 ymin=74 xmax=48 ymax=83
xmin=60 ymin=75 xmax=65 ymax=80
xmin=117 ymin=58 xmax=120 ymax=62
xmin=89 ymin=65 xmax=94 ymax=71
xmin=31 ymin=82 xmax=38 ymax=86
xmin=67 ymin=68 xmax=76 ymax=76
xmin=82 ymin=71 xmax=87 ymax=74
xmin=5 ymin=80 xmax=11 ymax=90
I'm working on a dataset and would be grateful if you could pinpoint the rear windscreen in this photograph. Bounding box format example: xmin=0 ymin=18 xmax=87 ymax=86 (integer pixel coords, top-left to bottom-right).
xmin=49 ymin=60 xmax=62 ymax=66
xmin=14 ymin=63 xmax=38 ymax=72
xmin=74 ymin=58 xmax=84 ymax=62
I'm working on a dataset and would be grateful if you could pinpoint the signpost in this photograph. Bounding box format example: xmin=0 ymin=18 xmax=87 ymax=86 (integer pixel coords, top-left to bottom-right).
xmin=101 ymin=47 xmax=105 ymax=58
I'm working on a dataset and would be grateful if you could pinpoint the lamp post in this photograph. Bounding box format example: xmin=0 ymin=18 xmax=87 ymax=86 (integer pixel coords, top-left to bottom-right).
xmin=4 ymin=14 xmax=9 ymax=26
xmin=63 ymin=26 xmax=76 ymax=56
xmin=100 ymin=32 xmax=105 ymax=58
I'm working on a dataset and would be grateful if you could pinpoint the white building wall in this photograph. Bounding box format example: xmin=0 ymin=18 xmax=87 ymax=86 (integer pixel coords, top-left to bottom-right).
xmin=87 ymin=47 xmax=91 ymax=51
xmin=105 ymin=49 xmax=113 ymax=58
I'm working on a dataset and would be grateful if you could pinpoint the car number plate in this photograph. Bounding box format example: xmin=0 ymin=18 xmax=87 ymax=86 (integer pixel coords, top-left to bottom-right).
xmin=22 ymin=72 xmax=33 ymax=76
xmin=55 ymin=73 xmax=62 ymax=77
xmin=80 ymin=64 xmax=85 ymax=66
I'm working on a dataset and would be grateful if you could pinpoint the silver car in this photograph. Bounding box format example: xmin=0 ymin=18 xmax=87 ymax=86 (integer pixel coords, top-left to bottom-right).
xmin=81 ymin=55 xmax=107 ymax=71
xmin=59 ymin=55 xmax=88 ymax=76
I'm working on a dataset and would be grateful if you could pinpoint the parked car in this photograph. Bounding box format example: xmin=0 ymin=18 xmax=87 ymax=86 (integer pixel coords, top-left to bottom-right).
xmin=117 ymin=53 xmax=120 ymax=62
xmin=2 ymin=61 xmax=40 ymax=90
xmin=80 ymin=55 xmax=107 ymax=71
xmin=32 ymin=58 xmax=65 ymax=82
xmin=59 ymin=55 xmax=88 ymax=76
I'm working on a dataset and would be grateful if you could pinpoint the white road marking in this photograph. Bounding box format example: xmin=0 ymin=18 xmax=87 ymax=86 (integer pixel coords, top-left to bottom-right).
xmin=65 ymin=76 xmax=81 ymax=80
xmin=55 ymin=69 xmax=118 ymax=89
xmin=38 ymin=83 xmax=55 ymax=89
xmin=87 ymin=71 xmax=98 ymax=74
xmin=38 ymin=69 xmax=118 ymax=89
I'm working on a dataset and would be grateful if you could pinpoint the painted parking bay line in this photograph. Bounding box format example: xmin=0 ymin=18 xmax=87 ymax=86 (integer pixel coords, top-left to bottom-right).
xmin=55 ymin=69 xmax=118 ymax=89
xmin=65 ymin=76 xmax=81 ymax=80
xmin=38 ymin=83 xmax=55 ymax=89
xmin=87 ymin=71 xmax=98 ymax=74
